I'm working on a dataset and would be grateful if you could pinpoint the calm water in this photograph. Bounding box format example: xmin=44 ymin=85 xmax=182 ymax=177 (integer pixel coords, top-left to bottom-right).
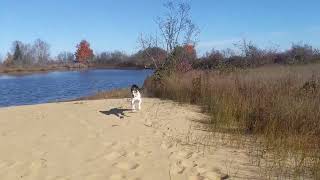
xmin=0 ymin=69 xmax=153 ymax=107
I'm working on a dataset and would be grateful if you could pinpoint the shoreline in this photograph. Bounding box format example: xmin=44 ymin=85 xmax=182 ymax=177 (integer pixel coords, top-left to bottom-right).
xmin=0 ymin=88 xmax=132 ymax=109
xmin=0 ymin=65 xmax=152 ymax=76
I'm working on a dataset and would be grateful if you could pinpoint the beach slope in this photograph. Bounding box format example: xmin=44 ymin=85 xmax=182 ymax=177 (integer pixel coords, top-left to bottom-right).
xmin=0 ymin=98 xmax=258 ymax=180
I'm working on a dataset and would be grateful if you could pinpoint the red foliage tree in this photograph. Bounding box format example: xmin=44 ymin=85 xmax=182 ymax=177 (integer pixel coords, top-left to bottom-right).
xmin=75 ymin=40 xmax=93 ymax=63
xmin=183 ymin=44 xmax=196 ymax=59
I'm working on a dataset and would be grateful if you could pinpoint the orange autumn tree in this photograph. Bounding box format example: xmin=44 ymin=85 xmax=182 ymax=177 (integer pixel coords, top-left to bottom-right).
xmin=75 ymin=40 xmax=93 ymax=63
xmin=184 ymin=44 xmax=196 ymax=60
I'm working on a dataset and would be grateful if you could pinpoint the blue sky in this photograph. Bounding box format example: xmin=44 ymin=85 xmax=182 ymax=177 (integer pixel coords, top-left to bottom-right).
xmin=0 ymin=0 xmax=319 ymax=58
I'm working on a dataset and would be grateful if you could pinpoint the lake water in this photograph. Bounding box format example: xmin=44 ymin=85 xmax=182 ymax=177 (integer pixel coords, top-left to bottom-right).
xmin=0 ymin=69 xmax=153 ymax=107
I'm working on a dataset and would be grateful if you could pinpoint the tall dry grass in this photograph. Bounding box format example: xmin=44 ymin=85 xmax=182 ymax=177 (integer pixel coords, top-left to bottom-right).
xmin=144 ymin=64 xmax=320 ymax=178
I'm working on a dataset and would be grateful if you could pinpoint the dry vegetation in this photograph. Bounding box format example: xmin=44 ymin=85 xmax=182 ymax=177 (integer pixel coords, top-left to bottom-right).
xmin=144 ymin=64 xmax=320 ymax=179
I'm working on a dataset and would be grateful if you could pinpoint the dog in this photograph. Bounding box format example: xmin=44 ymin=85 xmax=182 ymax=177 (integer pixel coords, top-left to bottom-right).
xmin=130 ymin=84 xmax=142 ymax=111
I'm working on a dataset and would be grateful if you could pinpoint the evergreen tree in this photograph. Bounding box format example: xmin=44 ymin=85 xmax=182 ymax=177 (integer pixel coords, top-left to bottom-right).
xmin=13 ymin=43 xmax=22 ymax=64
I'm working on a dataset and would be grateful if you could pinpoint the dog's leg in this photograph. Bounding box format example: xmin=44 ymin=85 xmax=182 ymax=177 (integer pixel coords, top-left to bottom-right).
xmin=138 ymin=99 xmax=141 ymax=110
xmin=131 ymin=99 xmax=136 ymax=111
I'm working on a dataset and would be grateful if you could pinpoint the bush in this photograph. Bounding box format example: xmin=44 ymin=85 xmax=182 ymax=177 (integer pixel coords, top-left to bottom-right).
xmin=195 ymin=42 xmax=320 ymax=71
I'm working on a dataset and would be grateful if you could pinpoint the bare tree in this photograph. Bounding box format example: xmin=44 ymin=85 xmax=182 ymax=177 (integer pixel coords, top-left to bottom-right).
xmin=221 ymin=48 xmax=236 ymax=58
xmin=156 ymin=0 xmax=199 ymax=53
xmin=57 ymin=51 xmax=75 ymax=63
xmin=138 ymin=34 xmax=162 ymax=69
xmin=33 ymin=39 xmax=50 ymax=65
xmin=138 ymin=0 xmax=199 ymax=69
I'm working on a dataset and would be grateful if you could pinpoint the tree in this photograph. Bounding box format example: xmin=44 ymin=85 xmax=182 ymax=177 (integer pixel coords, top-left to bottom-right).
xmin=170 ymin=44 xmax=196 ymax=72
xmin=13 ymin=43 xmax=22 ymax=63
xmin=170 ymin=44 xmax=196 ymax=63
xmin=234 ymin=39 xmax=264 ymax=67
xmin=286 ymin=43 xmax=314 ymax=64
xmin=75 ymin=40 xmax=93 ymax=63
xmin=183 ymin=44 xmax=196 ymax=60
xmin=33 ymin=39 xmax=50 ymax=65
xmin=0 ymin=54 xmax=3 ymax=66
xmin=138 ymin=34 xmax=163 ymax=69
xmin=156 ymin=0 xmax=199 ymax=53
xmin=57 ymin=51 xmax=75 ymax=63
xmin=94 ymin=52 xmax=112 ymax=64
xmin=133 ymin=45 xmax=167 ymax=68
xmin=10 ymin=41 xmax=35 ymax=66
xmin=138 ymin=0 xmax=199 ymax=69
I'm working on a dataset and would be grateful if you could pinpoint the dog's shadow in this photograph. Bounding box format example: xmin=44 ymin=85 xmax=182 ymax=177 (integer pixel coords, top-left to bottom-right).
xmin=99 ymin=108 xmax=131 ymax=119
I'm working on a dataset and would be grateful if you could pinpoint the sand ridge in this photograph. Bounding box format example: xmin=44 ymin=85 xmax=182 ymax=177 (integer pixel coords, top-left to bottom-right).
xmin=0 ymin=98 xmax=259 ymax=180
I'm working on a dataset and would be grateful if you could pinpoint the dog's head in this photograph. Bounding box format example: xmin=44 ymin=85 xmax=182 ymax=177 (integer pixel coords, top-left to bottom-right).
xmin=131 ymin=84 xmax=140 ymax=94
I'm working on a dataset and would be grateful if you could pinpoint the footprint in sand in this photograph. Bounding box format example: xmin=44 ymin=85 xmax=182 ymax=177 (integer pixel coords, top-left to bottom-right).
xmin=153 ymin=130 xmax=165 ymax=137
xmin=103 ymin=141 xmax=118 ymax=148
xmin=181 ymin=159 xmax=197 ymax=168
xmin=114 ymin=161 xmax=139 ymax=170
xmin=104 ymin=141 xmax=127 ymax=151
xmin=160 ymin=142 xmax=174 ymax=150
xmin=170 ymin=159 xmax=197 ymax=175
xmin=143 ymin=121 xmax=153 ymax=127
xmin=192 ymin=164 xmax=227 ymax=180
xmin=138 ymin=150 xmax=152 ymax=157
xmin=128 ymin=151 xmax=140 ymax=158
xmin=115 ymin=161 xmax=140 ymax=170
xmin=0 ymin=162 xmax=9 ymax=169
xmin=111 ymin=144 xmax=125 ymax=150
xmin=195 ymin=166 xmax=208 ymax=174
xmin=170 ymin=161 xmax=185 ymax=174
xmin=104 ymin=151 xmax=127 ymax=161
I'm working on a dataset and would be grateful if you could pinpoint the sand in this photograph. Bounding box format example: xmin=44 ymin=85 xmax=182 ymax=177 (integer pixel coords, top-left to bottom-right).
xmin=0 ymin=98 xmax=260 ymax=180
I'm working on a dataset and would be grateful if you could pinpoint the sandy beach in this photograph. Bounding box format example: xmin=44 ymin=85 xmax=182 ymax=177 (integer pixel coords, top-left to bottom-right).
xmin=0 ymin=98 xmax=259 ymax=180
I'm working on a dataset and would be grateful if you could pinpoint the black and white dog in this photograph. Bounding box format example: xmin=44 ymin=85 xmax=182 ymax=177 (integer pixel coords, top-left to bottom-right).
xmin=130 ymin=84 xmax=142 ymax=111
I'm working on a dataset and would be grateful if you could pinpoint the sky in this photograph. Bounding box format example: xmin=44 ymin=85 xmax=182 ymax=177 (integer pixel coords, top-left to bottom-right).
xmin=0 ymin=0 xmax=319 ymax=59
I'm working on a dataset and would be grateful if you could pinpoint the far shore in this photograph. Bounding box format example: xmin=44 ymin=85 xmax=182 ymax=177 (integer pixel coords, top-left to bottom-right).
xmin=0 ymin=65 xmax=153 ymax=76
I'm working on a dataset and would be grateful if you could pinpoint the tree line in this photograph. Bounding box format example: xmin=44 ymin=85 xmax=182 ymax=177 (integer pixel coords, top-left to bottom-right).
xmin=194 ymin=40 xmax=320 ymax=70
xmin=0 ymin=39 xmax=167 ymax=69
xmin=1 ymin=38 xmax=319 ymax=71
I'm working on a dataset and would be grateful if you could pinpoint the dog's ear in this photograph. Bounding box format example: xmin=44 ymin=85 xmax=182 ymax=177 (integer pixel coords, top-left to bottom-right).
xmin=130 ymin=84 xmax=136 ymax=92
